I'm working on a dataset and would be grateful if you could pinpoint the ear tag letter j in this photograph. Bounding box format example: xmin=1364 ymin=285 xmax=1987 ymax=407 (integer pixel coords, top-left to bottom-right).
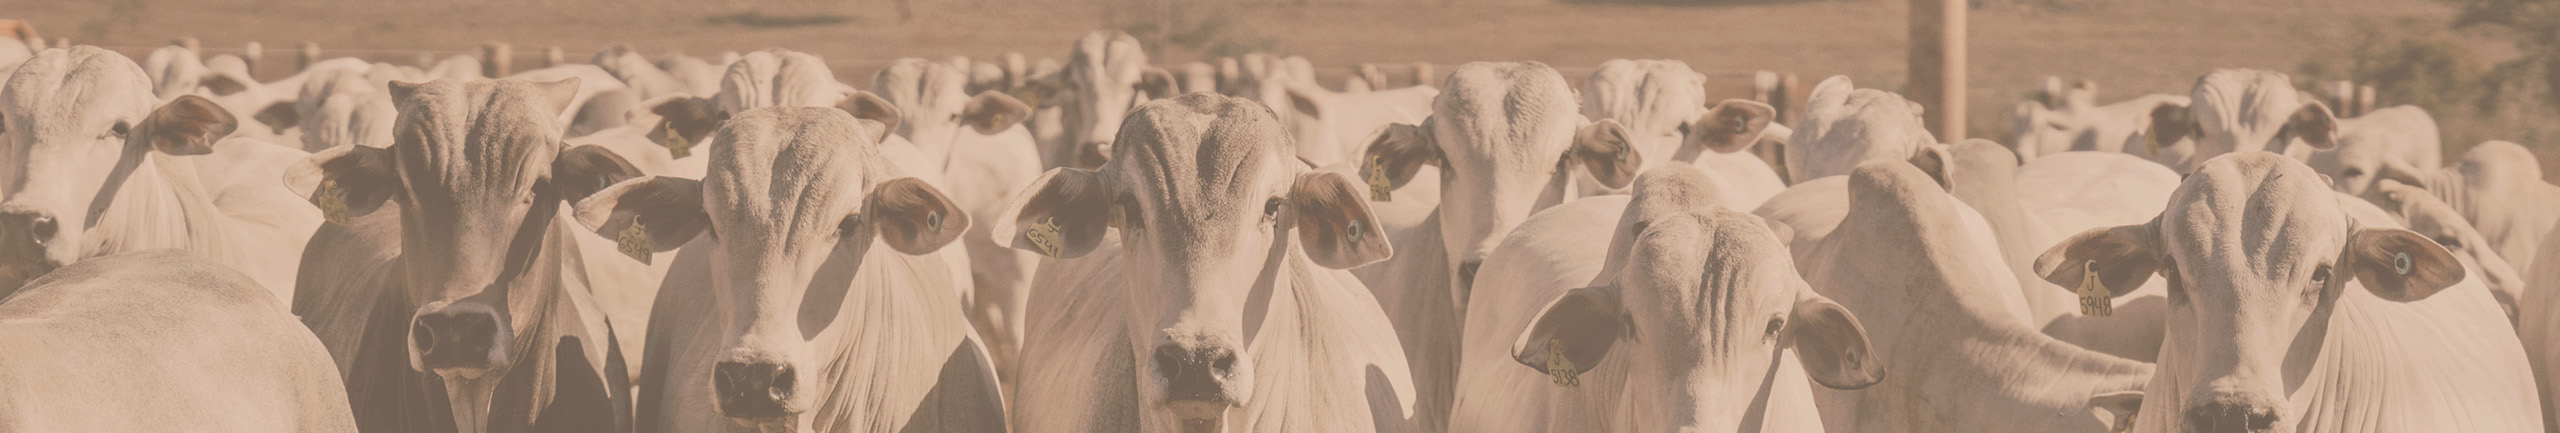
xmin=1545 ymin=339 xmax=1580 ymax=387
xmin=1365 ymin=155 xmax=1393 ymax=202
xmin=315 ymin=180 xmax=351 ymax=226
xmin=1025 ymin=217 xmax=1064 ymax=257
xmin=2077 ymin=260 xmax=2113 ymax=317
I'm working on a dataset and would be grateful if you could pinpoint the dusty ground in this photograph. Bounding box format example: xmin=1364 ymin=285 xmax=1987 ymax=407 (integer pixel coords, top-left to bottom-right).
xmin=3 ymin=0 xmax=2503 ymax=156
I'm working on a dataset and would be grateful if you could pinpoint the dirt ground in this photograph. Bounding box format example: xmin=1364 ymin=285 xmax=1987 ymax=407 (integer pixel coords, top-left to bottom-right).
xmin=4 ymin=0 xmax=2502 ymax=160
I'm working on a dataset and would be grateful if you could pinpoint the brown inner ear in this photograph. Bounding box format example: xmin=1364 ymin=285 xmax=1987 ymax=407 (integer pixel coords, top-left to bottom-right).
xmin=838 ymin=93 xmax=902 ymax=141
xmin=1790 ymin=297 xmax=1883 ymax=390
xmin=2348 ymin=228 xmax=2464 ymax=302
xmin=1573 ymin=121 xmax=1641 ymax=188
xmin=870 ymin=177 xmax=968 ymax=256
xmin=553 ymin=145 xmax=643 ymax=204
xmin=1512 ymin=288 xmax=1626 ymax=377
xmin=2146 ymin=103 xmax=2195 ymax=152
xmin=139 ymin=95 xmax=239 ymax=155
xmin=1011 ymin=171 xmax=1114 ymax=257
xmin=650 ymin=97 xmax=728 ymax=146
xmin=1362 ymin=123 xmax=1439 ymax=189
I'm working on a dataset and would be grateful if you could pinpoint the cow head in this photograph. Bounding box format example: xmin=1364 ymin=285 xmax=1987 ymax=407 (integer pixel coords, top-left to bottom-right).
xmin=0 ymin=47 xmax=237 ymax=285
xmin=2146 ymin=69 xmax=2337 ymax=174
xmin=871 ymin=58 xmax=1032 ymax=157
xmin=2037 ymin=152 xmax=2462 ymax=433
xmin=572 ymin=106 xmax=963 ymax=428
xmin=1786 ymin=75 xmax=1938 ymax=183
xmin=1012 ymin=31 xmax=1177 ymax=169
xmin=1362 ymin=62 xmax=1636 ymax=310
xmin=1583 ymin=59 xmax=1776 ymax=169
xmin=995 ymin=93 xmax=1392 ymax=432
xmin=285 ymin=77 xmax=641 ymax=431
xmin=1511 ymin=166 xmax=1880 ymax=432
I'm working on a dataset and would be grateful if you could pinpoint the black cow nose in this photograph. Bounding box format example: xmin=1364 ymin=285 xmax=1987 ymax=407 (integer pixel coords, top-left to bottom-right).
xmin=411 ymin=305 xmax=507 ymax=370
xmin=1154 ymin=343 xmax=1240 ymax=403
xmin=2185 ymin=402 xmax=2279 ymax=433
xmin=713 ymin=361 xmax=797 ymax=419
xmin=24 ymin=215 xmax=53 ymax=243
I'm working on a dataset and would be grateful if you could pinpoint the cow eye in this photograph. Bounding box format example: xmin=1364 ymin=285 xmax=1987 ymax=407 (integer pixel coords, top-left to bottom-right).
xmin=2310 ymin=265 xmax=2333 ymax=288
xmin=1263 ymin=198 xmax=1284 ymax=220
xmin=2341 ymin=168 xmax=2365 ymax=178
xmin=1764 ymin=315 xmax=1785 ymax=339
xmin=109 ymin=121 xmax=130 ymax=138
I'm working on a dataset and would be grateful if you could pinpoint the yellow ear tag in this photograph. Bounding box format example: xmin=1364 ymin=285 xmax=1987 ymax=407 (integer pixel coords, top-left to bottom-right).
xmin=314 ymin=179 xmax=351 ymax=226
xmin=1024 ymin=217 xmax=1064 ymax=257
xmin=2077 ymin=260 xmax=2113 ymax=317
xmin=1365 ymin=155 xmax=1393 ymax=202
xmin=2144 ymin=132 xmax=2162 ymax=156
xmin=616 ymin=216 xmax=653 ymax=264
xmin=663 ymin=122 xmax=693 ymax=159
xmin=1544 ymin=338 xmax=1580 ymax=387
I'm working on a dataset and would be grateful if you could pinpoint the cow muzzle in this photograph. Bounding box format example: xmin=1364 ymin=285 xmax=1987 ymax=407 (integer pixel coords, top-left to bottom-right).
xmin=0 ymin=206 xmax=66 ymax=280
xmin=410 ymin=303 xmax=511 ymax=373
xmin=713 ymin=360 xmax=801 ymax=422
xmin=2184 ymin=399 xmax=2281 ymax=433
xmin=1154 ymin=341 xmax=1242 ymax=432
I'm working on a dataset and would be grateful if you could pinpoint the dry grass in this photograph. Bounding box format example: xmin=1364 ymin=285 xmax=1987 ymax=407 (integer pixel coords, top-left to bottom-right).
xmin=11 ymin=0 xmax=2544 ymax=176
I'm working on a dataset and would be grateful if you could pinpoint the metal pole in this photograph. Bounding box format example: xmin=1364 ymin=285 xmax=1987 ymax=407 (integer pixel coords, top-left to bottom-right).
xmin=1908 ymin=0 xmax=1966 ymax=141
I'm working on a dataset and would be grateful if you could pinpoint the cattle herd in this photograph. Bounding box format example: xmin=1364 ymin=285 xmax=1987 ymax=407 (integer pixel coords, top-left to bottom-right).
xmin=5 ymin=16 xmax=2560 ymax=433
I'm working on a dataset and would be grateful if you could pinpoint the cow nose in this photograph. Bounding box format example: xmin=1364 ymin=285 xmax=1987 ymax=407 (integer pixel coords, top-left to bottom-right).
xmin=0 ymin=207 xmax=63 ymax=277
xmin=410 ymin=304 xmax=509 ymax=370
xmin=1153 ymin=343 xmax=1242 ymax=404
xmin=712 ymin=361 xmax=798 ymax=419
xmin=1455 ymin=259 xmax=1484 ymax=306
xmin=2185 ymin=402 xmax=2279 ymax=433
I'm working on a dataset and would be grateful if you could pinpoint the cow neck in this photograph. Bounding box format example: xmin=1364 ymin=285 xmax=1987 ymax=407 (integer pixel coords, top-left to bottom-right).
xmin=801 ymin=238 xmax=973 ymax=424
xmin=481 ymin=201 xmax=615 ymax=427
xmin=83 ymin=151 xmax=229 ymax=264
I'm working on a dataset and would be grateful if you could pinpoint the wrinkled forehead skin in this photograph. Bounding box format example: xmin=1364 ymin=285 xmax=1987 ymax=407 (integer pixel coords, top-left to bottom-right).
xmin=2 ymin=47 xmax=160 ymax=139
xmin=1068 ymin=31 xmax=1148 ymax=89
xmin=1105 ymin=92 xmax=1289 ymax=238
xmin=873 ymin=59 xmax=972 ymax=127
xmin=1792 ymin=87 xmax=1926 ymax=181
xmin=702 ymin=107 xmax=886 ymax=228
xmin=2160 ymin=153 xmax=2349 ymax=291
xmin=2188 ymin=69 xmax=2304 ymax=155
xmin=718 ymin=50 xmax=840 ymax=114
xmin=1626 ymin=208 xmax=1800 ymax=341
xmin=391 ymin=80 xmax=568 ymax=202
xmin=1435 ymin=62 xmax=1580 ymax=168
xmin=1583 ymin=59 xmax=1705 ymax=140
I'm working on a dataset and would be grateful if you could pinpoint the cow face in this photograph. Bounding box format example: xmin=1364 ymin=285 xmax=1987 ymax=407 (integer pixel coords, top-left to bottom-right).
xmin=285 ymin=78 xmax=640 ymax=432
xmin=1013 ymin=31 xmax=1176 ymax=169
xmin=1363 ymin=62 xmax=1639 ymax=309
xmin=1787 ymin=75 xmax=1938 ymax=183
xmin=996 ymin=93 xmax=1391 ymax=432
xmin=2147 ymin=69 xmax=2338 ymax=174
xmin=0 ymin=47 xmax=236 ymax=285
xmin=872 ymin=59 xmax=1031 ymax=157
xmin=1511 ymin=167 xmax=1880 ymax=432
xmin=2038 ymin=153 xmax=2462 ymax=433
xmin=572 ymin=107 xmax=965 ymax=428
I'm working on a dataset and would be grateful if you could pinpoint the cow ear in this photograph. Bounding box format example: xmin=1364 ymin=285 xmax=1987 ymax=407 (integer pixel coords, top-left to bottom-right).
xmin=644 ymin=96 xmax=727 ymax=156
xmin=993 ymin=168 xmax=1112 ymax=258
xmin=1572 ymin=119 xmax=1643 ymax=189
xmin=962 ymin=91 xmax=1032 ymax=135
xmin=1361 ymin=121 xmax=1441 ymax=192
xmin=1289 ymin=171 xmax=1394 ymax=269
xmin=573 ymin=176 xmax=708 ymax=261
xmin=2089 ymin=391 xmax=2144 ymax=433
xmin=1790 ymin=294 xmax=1883 ymax=390
xmin=1139 ymin=67 xmax=1180 ymax=100
xmin=1286 ymin=86 xmax=1321 ymax=120
xmin=1907 ymin=145 xmax=1957 ymax=192
xmin=553 ymin=144 xmax=644 ymax=204
xmin=284 ymin=144 xmax=399 ymax=221
xmin=2146 ymin=102 xmax=2196 ymax=154
xmin=1684 ymin=99 xmax=1776 ymax=154
xmin=868 ymin=177 xmax=970 ymax=255
xmin=133 ymin=94 xmax=236 ymax=155
xmin=532 ymin=77 xmax=583 ymax=119
xmin=1511 ymin=287 xmax=1627 ymax=382
xmin=2035 ymin=223 xmax=2161 ymax=298
xmin=2346 ymin=227 xmax=2464 ymax=302
xmin=2286 ymin=100 xmax=2339 ymax=150
xmin=253 ymin=100 xmax=299 ymax=135
xmin=838 ymin=91 xmax=901 ymax=142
